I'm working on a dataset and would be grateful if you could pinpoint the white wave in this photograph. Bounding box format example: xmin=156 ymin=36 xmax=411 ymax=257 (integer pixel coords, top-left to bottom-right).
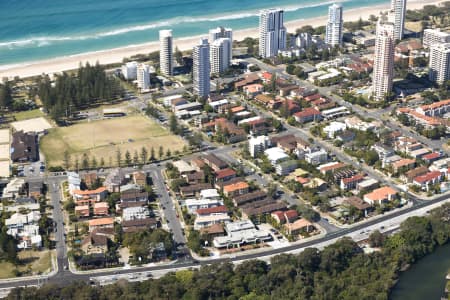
xmin=0 ymin=0 xmax=349 ymax=49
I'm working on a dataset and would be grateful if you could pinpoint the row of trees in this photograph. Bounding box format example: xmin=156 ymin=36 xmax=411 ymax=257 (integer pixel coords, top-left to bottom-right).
xmin=8 ymin=203 xmax=450 ymax=299
xmin=35 ymin=62 xmax=124 ymax=123
xmin=62 ymin=144 xmax=187 ymax=170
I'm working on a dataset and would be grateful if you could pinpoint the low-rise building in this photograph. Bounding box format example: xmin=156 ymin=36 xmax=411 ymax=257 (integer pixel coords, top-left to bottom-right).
xmin=93 ymin=202 xmax=109 ymax=216
xmin=294 ymin=108 xmax=322 ymax=123
xmin=232 ymin=190 xmax=267 ymax=207
xmin=264 ymin=147 xmax=289 ymax=166
xmin=81 ymin=232 xmax=108 ymax=255
xmin=363 ymin=187 xmax=398 ymax=206
xmin=323 ymin=121 xmax=347 ymax=138
xmin=68 ymin=172 xmax=81 ymax=195
xmin=213 ymin=220 xmax=271 ymax=248
xmin=284 ymin=219 xmax=314 ymax=235
xmin=72 ymin=187 xmax=107 ymax=201
xmin=122 ymin=206 xmax=150 ymax=221
xmin=305 ymin=149 xmax=328 ymax=165
xmin=184 ymin=198 xmax=223 ymax=214
xmin=122 ymin=218 xmax=158 ymax=233
xmin=2 ymin=178 xmax=26 ymax=199
xmin=88 ymin=217 xmax=114 ymax=232
xmin=11 ymin=131 xmax=38 ymax=162
xmin=215 ymin=168 xmax=236 ymax=183
xmin=223 ymin=181 xmax=249 ymax=197
xmin=276 ymin=159 xmax=298 ymax=176
xmin=413 ymin=171 xmax=443 ymax=190
xmin=340 ymin=174 xmax=365 ymax=190
xmin=357 ymin=178 xmax=379 ymax=191
xmin=194 ymin=213 xmax=231 ymax=230
xmin=75 ymin=205 xmax=90 ymax=218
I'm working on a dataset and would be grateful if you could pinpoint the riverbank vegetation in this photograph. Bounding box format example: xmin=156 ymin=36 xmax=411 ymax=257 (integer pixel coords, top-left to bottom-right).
xmin=6 ymin=203 xmax=450 ymax=299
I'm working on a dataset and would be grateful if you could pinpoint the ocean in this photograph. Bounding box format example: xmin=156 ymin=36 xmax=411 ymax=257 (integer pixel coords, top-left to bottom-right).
xmin=0 ymin=0 xmax=388 ymax=67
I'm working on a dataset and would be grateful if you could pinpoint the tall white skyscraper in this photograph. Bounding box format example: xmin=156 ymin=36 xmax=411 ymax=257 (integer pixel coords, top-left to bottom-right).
xmin=137 ymin=64 xmax=151 ymax=91
xmin=193 ymin=38 xmax=210 ymax=98
xmin=372 ymin=18 xmax=395 ymax=101
xmin=429 ymin=43 xmax=450 ymax=84
xmin=390 ymin=0 xmax=407 ymax=40
xmin=210 ymin=38 xmax=231 ymax=75
xmin=259 ymin=9 xmax=286 ymax=58
xmin=209 ymin=27 xmax=233 ymax=62
xmin=159 ymin=29 xmax=173 ymax=76
xmin=325 ymin=4 xmax=343 ymax=47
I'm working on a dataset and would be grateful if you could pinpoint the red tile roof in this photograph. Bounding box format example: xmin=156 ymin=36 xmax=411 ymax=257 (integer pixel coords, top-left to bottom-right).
xmin=422 ymin=152 xmax=441 ymax=161
xmin=294 ymin=108 xmax=321 ymax=118
xmin=215 ymin=168 xmax=236 ymax=179
xmin=342 ymin=174 xmax=364 ymax=184
xmin=284 ymin=210 xmax=298 ymax=221
xmin=414 ymin=171 xmax=442 ymax=184
xmin=196 ymin=205 xmax=228 ymax=215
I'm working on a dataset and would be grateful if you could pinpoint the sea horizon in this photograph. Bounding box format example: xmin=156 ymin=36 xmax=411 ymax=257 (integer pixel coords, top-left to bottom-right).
xmin=0 ymin=0 xmax=392 ymax=68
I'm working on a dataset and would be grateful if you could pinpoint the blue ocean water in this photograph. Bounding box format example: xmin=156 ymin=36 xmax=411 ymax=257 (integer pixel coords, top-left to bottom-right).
xmin=0 ymin=0 xmax=388 ymax=66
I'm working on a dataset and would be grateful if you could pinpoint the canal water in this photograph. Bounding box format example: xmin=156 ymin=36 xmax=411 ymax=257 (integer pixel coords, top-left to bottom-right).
xmin=390 ymin=243 xmax=450 ymax=300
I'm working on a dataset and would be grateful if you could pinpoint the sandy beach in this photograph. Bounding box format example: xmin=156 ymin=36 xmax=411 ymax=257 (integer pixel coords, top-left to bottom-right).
xmin=0 ymin=0 xmax=443 ymax=79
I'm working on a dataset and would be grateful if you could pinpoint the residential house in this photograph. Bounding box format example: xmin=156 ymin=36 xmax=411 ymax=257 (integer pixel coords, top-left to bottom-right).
xmin=271 ymin=211 xmax=286 ymax=224
xmin=391 ymin=158 xmax=416 ymax=173
xmin=276 ymin=159 xmax=298 ymax=176
xmin=413 ymin=171 xmax=443 ymax=190
xmin=284 ymin=219 xmax=314 ymax=235
xmin=215 ymin=168 xmax=236 ymax=183
xmin=93 ymin=202 xmax=109 ymax=216
xmin=75 ymin=205 xmax=90 ymax=218
xmin=403 ymin=166 xmax=429 ymax=183
xmin=104 ymin=168 xmax=126 ymax=192
xmin=284 ymin=210 xmax=299 ymax=223
xmin=73 ymin=187 xmax=107 ymax=201
xmin=232 ymin=190 xmax=267 ymax=207
xmin=243 ymin=84 xmax=264 ymax=98
xmin=223 ymin=181 xmax=249 ymax=197
xmin=363 ymin=187 xmax=398 ymax=206
xmin=27 ymin=180 xmax=43 ymax=199
xmin=241 ymin=199 xmax=287 ymax=220
xmin=185 ymin=198 xmax=223 ymax=214
xmin=122 ymin=206 xmax=150 ymax=221
xmin=82 ymin=172 xmax=98 ymax=189
xmin=122 ymin=218 xmax=158 ymax=233
xmin=180 ymin=183 xmax=212 ymax=198
xmin=305 ymin=149 xmax=328 ymax=165
xmin=199 ymin=223 xmax=225 ymax=240
xmin=88 ymin=217 xmax=114 ymax=232
xmin=357 ymin=178 xmax=379 ymax=191
xmin=202 ymin=153 xmax=228 ymax=171
xmin=343 ymin=196 xmax=371 ymax=217
xmin=2 ymin=178 xmax=26 ymax=199
xmin=194 ymin=213 xmax=231 ymax=230
xmin=294 ymin=108 xmax=322 ymax=123
xmin=183 ymin=171 xmax=205 ymax=184
xmin=340 ymin=174 xmax=365 ymax=190
xmin=173 ymin=160 xmax=196 ymax=175
xmin=422 ymin=152 xmax=441 ymax=164
xmin=120 ymin=184 xmax=148 ymax=203
xmin=81 ymin=232 xmax=108 ymax=255
xmin=4 ymin=197 xmax=39 ymax=212
xmin=132 ymin=172 xmax=147 ymax=186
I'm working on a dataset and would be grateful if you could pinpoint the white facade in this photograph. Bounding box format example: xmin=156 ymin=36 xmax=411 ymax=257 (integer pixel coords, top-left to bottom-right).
xmin=185 ymin=198 xmax=223 ymax=214
xmin=264 ymin=147 xmax=289 ymax=165
xmin=305 ymin=149 xmax=328 ymax=165
xmin=193 ymin=38 xmax=210 ymax=97
xmin=194 ymin=213 xmax=231 ymax=230
xmin=213 ymin=220 xmax=271 ymax=248
xmin=429 ymin=43 xmax=450 ymax=84
xmin=210 ymin=38 xmax=231 ymax=74
xmin=137 ymin=63 xmax=151 ymax=91
xmin=323 ymin=121 xmax=347 ymax=138
xmin=325 ymin=4 xmax=343 ymax=47
xmin=67 ymin=172 xmax=81 ymax=196
xmin=121 ymin=61 xmax=138 ymax=80
xmin=390 ymin=0 xmax=407 ymax=40
xmin=423 ymin=29 xmax=450 ymax=48
xmin=209 ymin=27 xmax=233 ymax=62
xmin=259 ymin=8 xmax=286 ymax=58
xmin=159 ymin=29 xmax=173 ymax=76
xmin=295 ymin=32 xmax=312 ymax=48
xmin=122 ymin=206 xmax=150 ymax=221
xmin=372 ymin=19 xmax=395 ymax=101
xmin=249 ymin=135 xmax=271 ymax=158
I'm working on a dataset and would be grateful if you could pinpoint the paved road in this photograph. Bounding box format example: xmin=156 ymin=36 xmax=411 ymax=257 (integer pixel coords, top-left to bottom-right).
xmin=1 ymin=189 xmax=448 ymax=290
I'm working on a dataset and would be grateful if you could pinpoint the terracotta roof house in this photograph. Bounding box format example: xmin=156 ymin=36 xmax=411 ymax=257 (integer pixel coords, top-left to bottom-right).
xmin=215 ymin=168 xmax=236 ymax=183
xmin=75 ymin=205 xmax=90 ymax=218
xmin=284 ymin=210 xmax=299 ymax=223
xmin=88 ymin=217 xmax=114 ymax=232
xmin=391 ymin=158 xmax=416 ymax=173
xmin=363 ymin=187 xmax=398 ymax=206
xmin=413 ymin=171 xmax=443 ymax=190
xmin=223 ymin=181 xmax=249 ymax=197
xmin=294 ymin=108 xmax=322 ymax=123
xmin=340 ymin=174 xmax=365 ymax=190
xmin=94 ymin=202 xmax=109 ymax=216
xmin=196 ymin=205 xmax=228 ymax=216
xmin=72 ymin=187 xmax=107 ymax=201
xmin=285 ymin=219 xmax=314 ymax=235
xmin=404 ymin=166 xmax=429 ymax=183
xmin=343 ymin=196 xmax=371 ymax=213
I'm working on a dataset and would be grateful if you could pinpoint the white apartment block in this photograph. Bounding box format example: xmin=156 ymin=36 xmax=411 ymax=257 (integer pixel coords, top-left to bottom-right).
xmin=193 ymin=38 xmax=211 ymax=97
xmin=390 ymin=0 xmax=407 ymax=40
xmin=372 ymin=19 xmax=395 ymax=101
xmin=122 ymin=206 xmax=150 ymax=221
xmin=159 ymin=29 xmax=173 ymax=76
xmin=429 ymin=43 xmax=450 ymax=84
xmin=325 ymin=4 xmax=343 ymax=47
xmin=137 ymin=63 xmax=151 ymax=91
xmin=121 ymin=61 xmax=138 ymax=80
xmin=259 ymin=8 xmax=286 ymax=58
xmin=295 ymin=32 xmax=312 ymax=48
xmin=248 ymin=135 xmax=271 ymax=158
xmin=209 ymin=27 xmax=233 ymax=62
xmin=423 ymin=28 xmax=450 ymax=48
xmin=210 ymin=38 xmax=231 ymax=74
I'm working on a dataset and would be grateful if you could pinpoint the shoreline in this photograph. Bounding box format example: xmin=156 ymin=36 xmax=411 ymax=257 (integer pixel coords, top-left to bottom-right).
xmin=0 ymin=0 xmax=443 ymax=80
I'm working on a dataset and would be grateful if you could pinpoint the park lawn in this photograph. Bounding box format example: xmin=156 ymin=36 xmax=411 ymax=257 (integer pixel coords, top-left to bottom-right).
xmin=9 ymin=109 xmax=44 ymax=121
xmin=0 ymin=250 xmax=53 ymax=279
xmin=40 ymin=115 xmax=186 ymax=167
